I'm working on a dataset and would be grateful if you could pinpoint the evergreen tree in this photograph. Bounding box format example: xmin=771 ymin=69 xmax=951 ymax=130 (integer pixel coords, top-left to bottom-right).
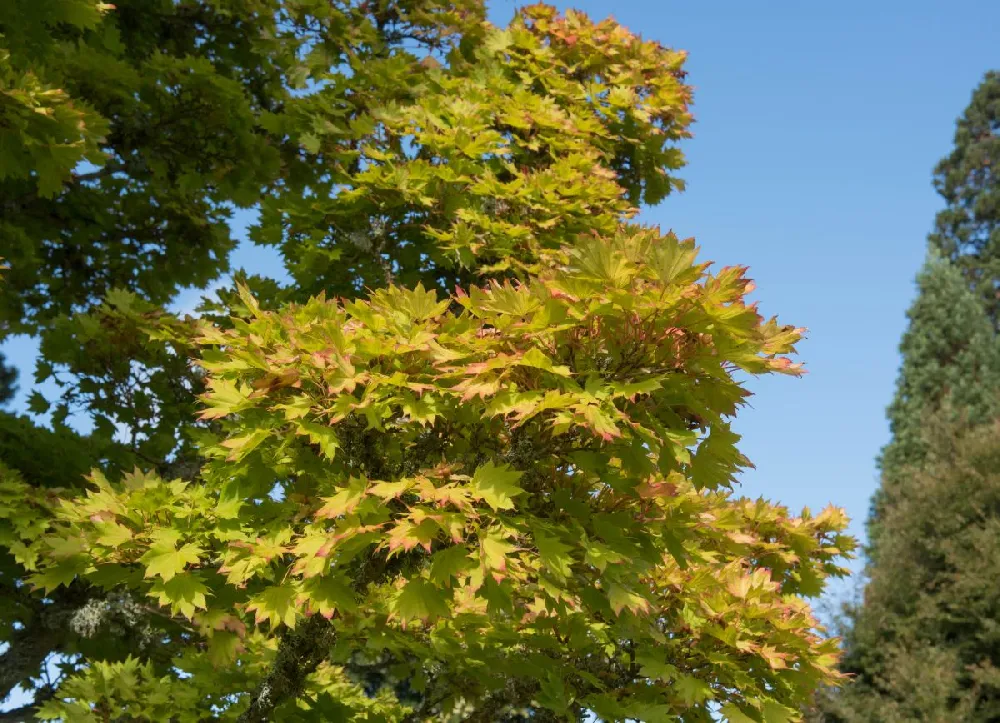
xmin=869 ymin=254 xmax=1000 ymax=554
xmin=929 ymin=71 xmax=1000 ymax=326
xmin=815 ymin=418 xmax=1000 ymax=722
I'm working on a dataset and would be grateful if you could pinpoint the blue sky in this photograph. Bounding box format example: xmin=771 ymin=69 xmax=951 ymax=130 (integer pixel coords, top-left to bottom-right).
xmin=5 ymin=0 xmax=1000 ymax=600
xmin=482 ymin=0 xmax=998 ymax=587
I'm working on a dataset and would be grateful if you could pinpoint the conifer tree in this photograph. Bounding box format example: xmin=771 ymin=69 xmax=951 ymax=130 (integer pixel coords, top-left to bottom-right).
xmin=929 ymin=71 xmax=1000 ymax=326
xmin=868 ymin=254 xmax=1000 ymax=554
xmin=815 ymin=418 xmax=1000 ymax=722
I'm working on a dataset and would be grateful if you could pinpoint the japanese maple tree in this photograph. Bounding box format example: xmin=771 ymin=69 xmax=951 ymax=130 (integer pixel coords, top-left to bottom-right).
xmin=1 ymin=2 xmax=853 ymax=721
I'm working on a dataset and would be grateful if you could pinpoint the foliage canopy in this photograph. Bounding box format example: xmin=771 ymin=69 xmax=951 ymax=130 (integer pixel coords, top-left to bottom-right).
xmin=0 ymin=1 xmax=852 ymax=720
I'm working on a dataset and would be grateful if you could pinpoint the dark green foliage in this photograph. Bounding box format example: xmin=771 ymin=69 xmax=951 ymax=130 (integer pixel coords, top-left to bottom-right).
xmin=0 ymin=413 xmax=101 ymax=489
xmin=869 ymin=255 xmax=1000 ymax=554
xmin=0 ymin=0 xmax=287 ymax=335
xmin=0 ymin=353 xmax=15 ymax=404
xmin=816 ymin=418 xmax=1000 ymax=722
xmin=929 ymin=71 xmax=1000 ymax=327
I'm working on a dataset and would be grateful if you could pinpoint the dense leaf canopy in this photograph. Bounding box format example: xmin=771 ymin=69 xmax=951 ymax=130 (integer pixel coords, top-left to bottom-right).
xmin=0 ymin=2 xmax=852 ymax=721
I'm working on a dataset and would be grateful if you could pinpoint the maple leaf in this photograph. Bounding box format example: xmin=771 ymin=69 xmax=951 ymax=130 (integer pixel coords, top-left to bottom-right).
xmin=534 ymin=530 xmax=574 ymax=579
xmin=296 ymin=420 xmax=340 ymax=459
xmin=246 ymin=583 xmax=299 ymax=628
xmin=758 ymin=701 xmax=798 ymax=722
xmin=392 ymin=578 xmax=451 ymax=625
xmin=299 ymin=575 xmax=357 ymax=618
xmin=220 ymin=545 xmax=273 ymax=586
xmin=315 ymin=478 xmax=368 ymax=519
xmin=198 ymin=378 xmax=250 ymax=420
xmin=455 ymin=377 xmax=502 ymax=401
xmin=400 ymin=393 xmax=439 ymax=426
xmin=579 ymin=404 xmax=622 ymax=442
xmin=94 ymin=522 xmax=132 ymax=548
xmin=430 ymin=545 xmax=475 ymax=585
xmin=29 ymin=556 xmax=89 ymax=594
xmin=386 ymin=518 xmax=439 ymax=555
xmin=690 ymin=424 xmax=744 ymax=489
xmin=369 ymin=479 xmax=415 ymax=500
xmin=221 ymin=428 xmax=270 ymax=462
xmin=148 ymin=574 xmax=209 ymax=619
xmin=468 ymin=462 xmax=525 ymax=511
xmin=518 ymin=347 xmax=571 ymax=376
xmin=673 ymin=675 xmax=715 ymax=706
xmin=275 ymin=394 xmax=313 ymax=420
xmin=606 ymin=582 xmax=651 ymax=616
xmin=141 ymin=541 xmax=203 ymax=582
xmin=207 ymin=630 xmax=245 ymax=668
xmin=480 ymin=528 xmax=516 ymax=581
xmin=635 ymin=651 xmax=678 ymax=682
xmin=719 ymin=703 xmax=763 ymax=723
xmin=583 ymin=540 xmax=625 ymax=572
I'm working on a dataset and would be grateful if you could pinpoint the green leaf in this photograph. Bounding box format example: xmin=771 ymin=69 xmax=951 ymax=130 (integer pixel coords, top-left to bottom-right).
xmin=392 ymin=578 xmax=450 ymax=624
xmin=199 ymin=378 xmax=250 ymax=420
xmin=299 ymin=575 xmax=357 ymax=619
xmin=760 ymin=701 xmax=797 ymax=723
xmin=316 ymin=477 xmax=368 ymax=519
xmin=635 ymin=650 xmax=677 ymax=683
xmin=297 ymin=420 xmax=340 ymax=459
xmin=534 ymin=530 xmax=574 ymax=579
xmin=690 ymin=424 xmax=742 ymax=489
xmin=580 ymin=404 xmax=621 ymax=442
xmin=236 ymin=282 xmax=263 ymax=317
xmin=480 ymin=528 xmax=516 ymax=579
xmin=519 ymin=347 xmax=571 ymax=376
xmin=207 ymin=631 xmax=244 ymax=668
xmin=246 ymin=583 xmax=299 ymax=628
xmin=674 ymin=675 xmax=715 ymax=706
xmin=583 ymin=540 xmax=625 ymax=572
xmin=720 ymin=703 xmax=762 ymax=723
xmin=29 ymin=556 xmax=89 ymax=594
xmin=95 ymin=522 xmax=132 ymax=548
xmin=221 ymin=428 xmax=270 ymax=462
xmin=27 ymin=391 xmax=50 ymax=414
xmin=430 ymin=545 xmax=474 ymax=585
xmin=141 ymin=542 xmax=203 ymax=582
xmin=469 ymin=462 xmax=525 ymax=511
xmin=148 ymin=573 xmax=209 ymax=619
xmin=277 ymin=394 xmax=314 ymax=420
xmin=607 ymin=582 xmax=650 ymax=616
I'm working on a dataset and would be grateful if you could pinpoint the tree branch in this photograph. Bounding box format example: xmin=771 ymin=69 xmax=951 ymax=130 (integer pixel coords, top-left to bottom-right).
xmin=0 ymin=611 xmax=58 ymax=703
xmin=236 ymin=615 xmax=336 ymax=722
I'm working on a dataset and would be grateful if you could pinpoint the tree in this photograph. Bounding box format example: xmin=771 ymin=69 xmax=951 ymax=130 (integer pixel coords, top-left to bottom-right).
xmin=868 ymin=254 xmax=1000 ymax=555
xmin=1 ymin=2 xmax=853 ymax=720
xmin=929 ymin=71 xmax=1000 ymax=327
xmin=813 ymin=417 xmax=1000 ymax=722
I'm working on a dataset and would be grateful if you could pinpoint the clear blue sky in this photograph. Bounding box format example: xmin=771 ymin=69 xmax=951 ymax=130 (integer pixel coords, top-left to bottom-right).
xmin=5 ymin=0 xmax=1000 ymax=598
xmin=483 ymin=0 xmax=998 ymax=587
